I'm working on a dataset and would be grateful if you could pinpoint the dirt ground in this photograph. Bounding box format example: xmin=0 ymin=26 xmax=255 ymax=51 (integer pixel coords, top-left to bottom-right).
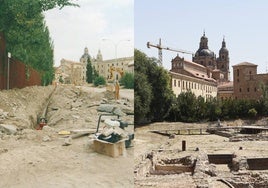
xmin=0 ymin=85 xmax=134 ymax=188
xmin=134 ymin=122 xmax=268 ymax=187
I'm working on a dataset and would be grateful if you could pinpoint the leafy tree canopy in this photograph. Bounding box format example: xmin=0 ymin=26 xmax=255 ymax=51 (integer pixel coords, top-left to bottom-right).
xmin=0 ymin=0 xmax=79 ymax=85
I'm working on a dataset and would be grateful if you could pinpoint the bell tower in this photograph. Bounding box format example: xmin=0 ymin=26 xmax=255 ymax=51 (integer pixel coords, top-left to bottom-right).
xmin=217 ymin=37 xmax=230 ymax=81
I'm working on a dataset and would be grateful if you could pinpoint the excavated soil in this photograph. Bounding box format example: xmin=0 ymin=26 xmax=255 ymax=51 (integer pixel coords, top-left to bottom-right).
xmin=0 ymin=85 xmax=134 ymax=188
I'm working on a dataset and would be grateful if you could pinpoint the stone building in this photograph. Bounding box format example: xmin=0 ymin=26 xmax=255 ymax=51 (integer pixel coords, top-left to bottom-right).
xmin=170 ymin=55 xmax=217 ymax=100
xmin=55 ymin=59 xmax=84 ymax=85
xmin=233 ymin=62 xmax=268 ymax=100
xmin=79 ymin=47 xmax=91 ymax=82
xmin=92 ymin=49 xmax=134 ymax=81
xmin=170 ymin=33 xmax=230 ymax=100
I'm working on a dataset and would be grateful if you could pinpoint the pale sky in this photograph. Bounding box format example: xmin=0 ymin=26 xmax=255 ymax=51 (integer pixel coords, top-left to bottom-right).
xmin=44 ymin=0 xmax=134 ymax=67
xmin=135 ymin=0 xmax=268 ymax=81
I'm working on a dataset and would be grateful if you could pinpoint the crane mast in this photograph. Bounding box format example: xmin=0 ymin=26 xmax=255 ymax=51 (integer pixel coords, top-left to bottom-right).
xmin=147 ymin=38 xmax=194 ymax=66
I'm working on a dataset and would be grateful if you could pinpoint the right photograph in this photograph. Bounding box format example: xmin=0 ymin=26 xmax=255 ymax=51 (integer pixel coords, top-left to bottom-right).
xmin=134 ymin=1 xmax=268 ymax=187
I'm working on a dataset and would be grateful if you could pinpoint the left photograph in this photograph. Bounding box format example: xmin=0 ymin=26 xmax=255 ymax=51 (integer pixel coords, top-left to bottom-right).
xmin=0 ymin=0 xmax=134 ymax=187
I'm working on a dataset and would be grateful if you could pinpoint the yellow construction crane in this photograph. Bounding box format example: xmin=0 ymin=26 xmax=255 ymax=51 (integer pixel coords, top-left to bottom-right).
xmin=147 ymin=38 xmax=194 ymax=66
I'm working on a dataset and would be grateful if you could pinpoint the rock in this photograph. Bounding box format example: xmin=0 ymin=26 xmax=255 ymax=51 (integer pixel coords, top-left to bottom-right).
xmin=72 ymin=115 xmax=80 ymax=119
xmin=169 ymin=134 xmax=175 ymax=139
xmin=0 ymin=124 xmax=18 ymax=134
xmin=113 ymin=108 xmax=126 ymax=116
xmin=97 ymin=104 xmax=116 ymax=113
xmin=42 ymin=135 xmax=51 ymax=142
xmin=62 ymin=137 xmax=72 ymax=146
xmin=42 ymin=126 xmax=54 ymax=132
xmin=120 ymin=106 xmax=134 ymax=114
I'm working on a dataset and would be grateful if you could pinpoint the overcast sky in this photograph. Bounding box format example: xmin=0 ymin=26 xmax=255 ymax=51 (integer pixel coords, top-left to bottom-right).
xmin=135 ymin=0 xmax=268 ymax=81
xmin=44 ymin=0 xmax=134 ymax=67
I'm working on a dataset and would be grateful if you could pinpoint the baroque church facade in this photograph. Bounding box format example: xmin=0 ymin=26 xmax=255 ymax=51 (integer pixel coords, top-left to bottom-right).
xmin=170 ymin=32 xmax=230 ymax=100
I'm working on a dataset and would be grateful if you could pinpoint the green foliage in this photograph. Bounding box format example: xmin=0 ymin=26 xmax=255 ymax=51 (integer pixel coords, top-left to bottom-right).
xmin=93 ymin=67 xmax=99 ymax=81
xmin=0 ymin=0 xmax=78 ymax=85
xmin=248 ymin=108 xmax=257 ymax=117
xmin=134 ymin=49 xmax=174 ymax=125
xmin=120 ymin=72 xmax=134 ymax=89
xmin=134 ymin=72 xmax=152 ymax=124
xmin=93 ymin=76 xmax=106 ymax=86
xmin=86 ymin=58 xmax=93 ymax=83
xmin=176 ymin=91 xmax=197 ymax=122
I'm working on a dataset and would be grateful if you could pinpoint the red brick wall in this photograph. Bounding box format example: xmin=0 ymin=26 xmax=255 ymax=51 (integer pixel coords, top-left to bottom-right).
xmin=0 ymin=32 xmax=42 ymax=90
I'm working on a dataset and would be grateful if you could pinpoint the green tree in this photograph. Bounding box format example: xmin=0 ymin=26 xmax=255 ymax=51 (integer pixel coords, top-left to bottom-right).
xmin=134 ymin=72 xmax=152 ymax=124
xmin=177 ymin=91 xmax=198 ymax=122
xmin=120 ymin=72 xmax=134 ymax=89
xmin=92 ymin=67 xmax=99 ymax=81
xmin=134 ymin=49 xmax=174 ymax=124
xmin=94 ymin=76 xmax=106 ymax=86
xmin=86 ymin=58 xmax=93 ymax=83
xmin=0 ymin=0 xmax=78 ymax=85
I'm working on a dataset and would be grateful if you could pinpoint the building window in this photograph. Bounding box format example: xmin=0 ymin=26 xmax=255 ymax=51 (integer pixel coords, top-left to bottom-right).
xmin=174 ymin=80 xmax=176 ymax=87
xmin=182 ymin=81 xmax=184 ymax=89
xmin=239 ymin=88 xmax=242 ymax=92
xmin=237 ymin=79 xmax=239 ymax=83
xmin=255 ymin=87 xmax=257 ymax=92
xmin=178 ymin=81 xmax=180 ymax=87
xmin=237 ymin=69 xmax=239 ymax=76
xmin=201 ymin=61 xmax=203 ymax=65
xmin=249 ymin=71 xmax=252 ymax=74
xmin=195 ymin=83 xmax=196 ymax=89
xmin=247 ymin=88 xmax=250 ymax=92
xmin=221 ymin=65 xmax=224 ymax=69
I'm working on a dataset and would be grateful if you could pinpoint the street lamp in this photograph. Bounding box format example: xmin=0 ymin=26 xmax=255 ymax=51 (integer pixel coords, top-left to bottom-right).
xmin=101 ymin=39 xmax=131 ymax=81
xmin=101 ymin=39 xmax=131 ymax=64
xmin=7 ymin=52 xmax=11 ymax=90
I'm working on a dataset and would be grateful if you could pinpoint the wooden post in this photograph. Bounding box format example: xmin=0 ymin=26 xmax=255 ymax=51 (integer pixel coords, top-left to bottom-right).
xmin=182 ymin=140 xmax=186 ymax=151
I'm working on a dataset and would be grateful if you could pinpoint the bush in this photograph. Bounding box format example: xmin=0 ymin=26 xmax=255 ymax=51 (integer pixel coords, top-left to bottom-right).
xmin=120 ymin=72 xmax=134 ymax=89
xmin=93 ymin=76 xmax=106 ymax=86
xmin=248 ymin=108 xmax=257 ymax=117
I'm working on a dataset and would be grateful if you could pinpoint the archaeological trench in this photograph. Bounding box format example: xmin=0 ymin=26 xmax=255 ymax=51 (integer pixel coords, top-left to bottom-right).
xmin=134 ymin=122 xmax=268 ymax=188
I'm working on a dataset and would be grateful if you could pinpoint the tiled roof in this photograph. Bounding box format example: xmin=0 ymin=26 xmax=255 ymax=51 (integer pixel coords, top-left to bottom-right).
xmin=233 ymin=62 xmax=257 ymax=67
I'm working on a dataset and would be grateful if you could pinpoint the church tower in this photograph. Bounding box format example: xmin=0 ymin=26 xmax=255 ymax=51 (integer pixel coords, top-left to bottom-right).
xmin=96 ymin=49 xmax=103 ymax=62
xmin=217 ymin=37 xmax=230 ymax=81
xmin=193 ymin=32 xmax=216 ymax=69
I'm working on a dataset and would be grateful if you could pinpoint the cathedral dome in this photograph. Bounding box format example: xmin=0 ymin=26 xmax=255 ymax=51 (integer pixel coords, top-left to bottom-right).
xmin=199 ymin=49 xmax=214 ymax=57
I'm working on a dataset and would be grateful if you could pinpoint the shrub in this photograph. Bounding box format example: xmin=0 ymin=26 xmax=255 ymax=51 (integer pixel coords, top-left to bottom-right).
xmin=248 ymin=108 xmax=257 ymax=117
xmin=93 ymin=76 xmax=106 ymax=86
xmin=120 ymin=72 xmax=134 ymax=89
